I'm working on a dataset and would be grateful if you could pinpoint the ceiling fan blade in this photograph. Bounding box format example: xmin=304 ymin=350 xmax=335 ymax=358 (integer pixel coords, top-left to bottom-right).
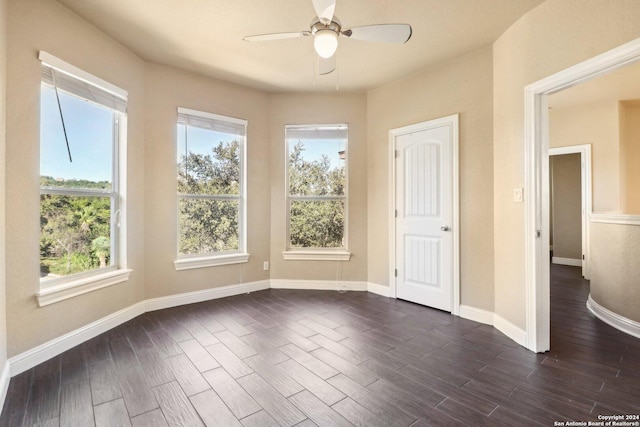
xmin=318 ymin=54 xmax=336 ymax=75
xmin=243 ymin=31 xmax=310 ymax=42
xmin=342 ymin=24 xmax=412 ymax=44
xmin=312 ymin=0 xmax=336 ymax=25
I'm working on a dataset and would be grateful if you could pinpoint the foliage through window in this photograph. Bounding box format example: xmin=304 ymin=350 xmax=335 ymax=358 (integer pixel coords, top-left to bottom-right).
xmin=286 ymin=124 xmax=348 ymax=249
xmin=177 ymin=108 xmax=247 ymax=257
xmin=39 ymin=62 xmax=125 ymax=281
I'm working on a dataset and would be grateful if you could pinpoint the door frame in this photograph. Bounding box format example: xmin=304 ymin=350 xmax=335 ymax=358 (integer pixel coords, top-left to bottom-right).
xmin=524 ymin=37 xmax=640 ymax=353
xmin=388 ymin=114 xmax=460 ymax=315
xmin=549 ymin=145 xmax=592 ymax=279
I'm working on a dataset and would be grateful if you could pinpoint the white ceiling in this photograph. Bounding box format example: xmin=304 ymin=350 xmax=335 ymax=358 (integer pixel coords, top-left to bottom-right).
xmin=57 ymin=0 xmax=544 ymax=93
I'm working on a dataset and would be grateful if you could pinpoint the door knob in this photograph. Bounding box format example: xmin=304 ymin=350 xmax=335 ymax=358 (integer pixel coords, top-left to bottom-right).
xmin=441 ymin=226 xmax=450 ymax=231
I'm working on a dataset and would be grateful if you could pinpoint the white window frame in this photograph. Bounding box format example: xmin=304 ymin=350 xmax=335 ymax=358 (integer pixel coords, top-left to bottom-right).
xmin=174 ymin=107 xmax=249 ymax=271
xmin=283 ymin=124 xmax=351 ymax=261
xmin=36 ymin=51 xmax=131 ymax=307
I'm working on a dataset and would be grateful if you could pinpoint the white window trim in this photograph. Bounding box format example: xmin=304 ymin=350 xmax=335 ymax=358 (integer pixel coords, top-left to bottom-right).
xmin=36 ymin=269 xmax=132 ymax=307
xmin=39 ymin=51 xmax=127 ymax=100
xmin=175 ymin=107 xmax=249 ymax=269
xmin=284 ymin=124 xmax=349 ymax=259
xmin=282 ymin=250 xmax=351 ymax=261
xmin=38 ymin=52 xmax=130 ymax=305
xmin=174 ymin=253 xmax=250 ymax=271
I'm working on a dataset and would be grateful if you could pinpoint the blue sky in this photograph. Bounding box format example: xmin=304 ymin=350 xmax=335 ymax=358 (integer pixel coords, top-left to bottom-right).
xmin=288 ymin=138 xmax=346 ymax=169
xmin=41 ymin=85 xmax=346 ymax=183
xmin=176 ymin=124 xmax=237 ymax=160
xmin=40 ymin=85 xmax=114 ymax=183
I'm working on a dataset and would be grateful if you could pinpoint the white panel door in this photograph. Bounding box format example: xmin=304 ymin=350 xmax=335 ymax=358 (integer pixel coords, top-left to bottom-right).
xmin=395 ymin=119 xmax=454 ymax=311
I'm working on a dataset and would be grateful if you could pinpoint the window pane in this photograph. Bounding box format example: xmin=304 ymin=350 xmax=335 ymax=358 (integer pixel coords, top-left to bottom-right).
xmin=290 ymin=200 xmax=344 ymax=248
xmin=179 ymin=198 xmax=239 ymax=255
xmin=177 ymin=124 xmax=240 ymax=196
xmin=40 ymin=85 xmax=114 ymax=191
xmin=288 ymin=138 xmax=345 ymax=197
xmin=40 ymin=194 xmax=112 ymax=278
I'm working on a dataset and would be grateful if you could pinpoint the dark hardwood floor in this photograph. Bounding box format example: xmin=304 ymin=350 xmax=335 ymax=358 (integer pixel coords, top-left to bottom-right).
xmin=1 ymin=265 xmax=639 ymax=426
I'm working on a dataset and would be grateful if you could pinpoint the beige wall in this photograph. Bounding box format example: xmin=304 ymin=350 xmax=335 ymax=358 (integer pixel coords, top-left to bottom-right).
xmin=619 ymin=101 xmax=640 ymax=214
xmin=5 ymin=0 xmax=146 ymax=356
xmin=268 ymin=94 xmax=368 ymax=282
xmin=550 ymin=154 xmax=581 ymax=260
xmin=590 ymin=221 xmax=640 ymax=323
xmin=8 ymin=0 xmax=640 ymax=361
xmin=144 ymin=64 xmax=271 ymax=297
xmin=367 ymin=46 xmax=495 ymax=311
xmin=549 ymin=101 xmax=620 ymax=212
xmin=0 ymin=0 xmax=7 ymax=371
xmin=493 ymin=0 xmax=640 ymax=330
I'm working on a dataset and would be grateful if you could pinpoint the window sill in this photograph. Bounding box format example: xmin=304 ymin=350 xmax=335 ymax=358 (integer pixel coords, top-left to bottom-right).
xmin=282 ymin=250 xmax=351 ymax=261
xmin=174 ymin=253 xmax=250 ymax=271
xmin=36 ymin=268 xmax=132 ymax=307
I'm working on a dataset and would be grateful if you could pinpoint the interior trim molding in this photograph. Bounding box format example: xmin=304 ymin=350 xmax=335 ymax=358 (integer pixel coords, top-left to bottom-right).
xmin=0 ymin=361 xmax=10 ymax=411
xmin=9 ymin=301 xmax=145 ymax=376
xmin=281 ymin=251 xmax=352 ymax=261
xmin=459 ymin=305 xmax=494 ymax=326
xmin=586 ymin=294 xmax=640 ymax=340
xmin=8 ymin=280 xmax=270 ymax=377
xmin=36 ymin=268 xmax=132 ymax=307
xmin=590 ymin=213 xmax=640 ymax=226
xmin=270 ymin=279 xmax=367 ymax=292
xmin=174 ymin=253 xmax=250 ymax=271
xmin=493 ymin=314 xmax=527 ymax=347
xmin=366 ymin=282 xmax=391 ymax=297
xmin=145 ymin=280 xmax=269 ymax=312
xmin=551 ymin=257 xmax=581 ymax=267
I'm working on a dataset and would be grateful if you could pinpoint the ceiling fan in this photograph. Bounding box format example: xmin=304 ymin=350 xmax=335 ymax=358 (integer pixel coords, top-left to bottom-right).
xmin=243 ymin=0 xmax=412 ymax=75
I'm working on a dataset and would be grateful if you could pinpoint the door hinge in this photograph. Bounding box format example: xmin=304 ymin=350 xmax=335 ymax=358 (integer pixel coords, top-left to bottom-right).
xmin=583 ymin=254 xmax=585 ymax=260
xmin=395 ymin=209 xmax=398 ymax=218
xmin=536 ymin=230 xmax=541 ymax=238
xmin=394 ymin=269 xmax=398 ymax=277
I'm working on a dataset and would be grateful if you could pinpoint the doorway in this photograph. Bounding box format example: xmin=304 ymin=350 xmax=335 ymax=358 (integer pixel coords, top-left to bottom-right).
xmin=548 ymin=145 xmax=592 ymax=279
xmin=389 ymin=115 xmax=460 ymax=313
xmin=525 ymin=38 xmax=640 ymax=353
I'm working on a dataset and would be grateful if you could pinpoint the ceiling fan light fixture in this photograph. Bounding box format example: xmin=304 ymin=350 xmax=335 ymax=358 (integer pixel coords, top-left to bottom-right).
xmin=314 ymin=29 xmax=338 ymax=58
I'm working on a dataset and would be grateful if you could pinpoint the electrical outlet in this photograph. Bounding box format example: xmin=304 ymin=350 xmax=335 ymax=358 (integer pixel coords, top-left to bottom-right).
xmin=263 ymin=261 xmax=269 ymax=271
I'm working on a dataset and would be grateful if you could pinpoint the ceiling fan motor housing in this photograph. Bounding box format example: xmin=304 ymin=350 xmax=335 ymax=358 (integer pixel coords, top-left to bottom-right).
xmin=311 ymin=18 xmax=342 ymax=37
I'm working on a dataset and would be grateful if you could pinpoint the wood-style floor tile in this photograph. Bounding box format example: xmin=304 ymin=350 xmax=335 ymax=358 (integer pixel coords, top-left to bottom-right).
xmin=152 ymin=382 xmax=204 ymax=427
xmin=202 ymin=368 xmax=261 ymax=420
xmin=190 ymin=389 xmax=242 ymax=427
xmin=3 ymin=265 xmax=639 ymax=427
xmin=94 ymin=399 xmax=131 ymax=427
xmin=237 ymin=373 xmax=307 ymax=426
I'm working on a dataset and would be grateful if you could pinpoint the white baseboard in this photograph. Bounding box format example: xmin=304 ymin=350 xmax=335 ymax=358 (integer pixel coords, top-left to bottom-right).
xmin=0 ymin=361 xmax=10 ymax=409
xmin=552 ymin=257 xmax=581 ymax=267
xmin=366 ymin=282 xmax=391 ymax=297
xmin=493 ymin=314 xmax=527 ymax=347
xmin=8 ymin=280 xmax=270 ymax=377
xmin=145 ymin=280 xmax=270 ymax=312
xmin=269 ymin=279 xmax=367 ymax=292
xmin=5 ymin=277 xmax=531 ymax=385
xmin=587 ymin=294 xmax=640 ymax=340
xmin=9 ymin=302 xmax=146 ymax=376
xmin=459 ymin=305 xmax=494 ymax=325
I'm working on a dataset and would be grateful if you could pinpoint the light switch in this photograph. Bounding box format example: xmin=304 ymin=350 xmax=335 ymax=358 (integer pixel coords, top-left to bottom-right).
xmin=513 ymin=188 xmax=523 ymax=202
